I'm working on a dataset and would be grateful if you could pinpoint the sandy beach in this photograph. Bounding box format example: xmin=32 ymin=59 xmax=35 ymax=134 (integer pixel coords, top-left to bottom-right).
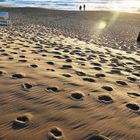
xmin=0 ymin=7 xmax=140 ymax=140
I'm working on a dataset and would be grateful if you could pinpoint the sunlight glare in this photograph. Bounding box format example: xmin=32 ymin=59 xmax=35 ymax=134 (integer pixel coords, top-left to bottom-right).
xmin=96 ymin=21 xmax=107 ymax=30
xmin=115 ymin=0 xmax=140 ymax=12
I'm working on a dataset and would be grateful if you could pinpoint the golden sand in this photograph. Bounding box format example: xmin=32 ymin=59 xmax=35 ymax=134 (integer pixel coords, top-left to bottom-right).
xmin=0 ymin=7 xmax=140 ymax=140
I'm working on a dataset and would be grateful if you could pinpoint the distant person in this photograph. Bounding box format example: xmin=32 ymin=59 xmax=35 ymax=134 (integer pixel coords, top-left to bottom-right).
xmin=83 ymin=4 xmax=86 ymax=11
xmin=79 ymin=5 xmax=82 ymax=11
xmin=137 ymin=32 xmax=140 ymax=44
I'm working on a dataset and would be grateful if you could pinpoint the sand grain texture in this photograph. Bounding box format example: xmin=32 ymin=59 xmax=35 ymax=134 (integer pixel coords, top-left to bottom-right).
xmin=0 ymin=7 xmax=140 ymax=140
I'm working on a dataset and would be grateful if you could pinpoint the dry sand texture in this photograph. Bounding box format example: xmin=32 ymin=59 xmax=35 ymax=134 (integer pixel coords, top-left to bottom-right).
xmin=1 ymin=7 xmax=140 ymax=52
xmin=0 ymin=7 xmax=140 ymax=140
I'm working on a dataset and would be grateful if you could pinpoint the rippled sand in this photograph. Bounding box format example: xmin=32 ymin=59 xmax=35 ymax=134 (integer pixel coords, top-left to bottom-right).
xmin=0 ymin=7 xmax=140 ymax=140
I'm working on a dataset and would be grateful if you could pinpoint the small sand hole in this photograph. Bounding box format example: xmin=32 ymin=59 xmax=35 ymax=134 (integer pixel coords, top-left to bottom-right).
xmin=127 ymin=92 xmax=140 ymax=98
xmin=95 ymin=73 xmax=106 ymax=78
xmin=83 ymin=78 xmax=96 ymax=82
xmin=30 ymin=64 xmax=38 ymax=68
xmin=102 ymin=86 xmax=113 ymax=91
xmin=61 ymin=65 xmax=72 ymax=69
xmin=47 ymin=62 xmax=54 ymax=65
xmin=76 ymin=71 xmax=86 ymax=76
xmin=126 ymin=103 xmax=139 ymax=111
xmin=12 ymin=73 xmax=25 ymax=79
xmin=127 ymin=77 xmax=137 ymax=82
xmin=22 ymin=83 xmax=32 ymax=89
xmin=50 ymin=127 xmax=62 ymax=137
xmin=98 ymin=95 xmax=113 ymax=104
xmin=46 ymin=87 xmax=59 ymax=92
xmin=13 ymin=113 xmax=32 ymax=128
xmin=70 ymin=92 xmax=85 ymax=100
xmin=116 ymin=80 xmax=127 ymax=86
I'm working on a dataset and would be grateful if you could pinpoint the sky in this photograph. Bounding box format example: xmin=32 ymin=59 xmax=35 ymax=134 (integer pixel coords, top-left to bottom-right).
xmin=0 ymin=0 xmax=140 ymax=11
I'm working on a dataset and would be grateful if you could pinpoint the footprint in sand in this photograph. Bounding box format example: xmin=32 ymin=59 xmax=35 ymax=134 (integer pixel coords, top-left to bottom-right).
xmin=0 ymin=70 xmax=7 ymax=76
xmin=21 ymin=50 xmax=26 ymax=52
xmin=70 ymin=92 xmax=85 ymax=101
xmin=23 ymin=45 xmax=30 ymax=48
xmin=116 ymin=80 xmax=128 ymax=86
xmin=6 ymin=46 xmax=10 ymax=48
xmin=95 ymin=73 xmax=106 ymax=78
xmin=83 ymin=78 xmax=96 ymax=83
xmin=127 ymin=77 xmax=137 ymax=82
xmin=8 ymin=57 xmax=14 ymax=60
xmin=87 ymin=55 xmax=96 ymax=60
xmin=61 ymin=65 xmax=72 ymax=69
xmin=100 ymin=58 xmax=108 ymax=63
xmin=22 ymin=83 xmax=33 ymax=90
xmin=47 ymin=61 xmax=55 ymax=65
xmin=63 ymin=55 xmax=69 ymax=59
xmin=90 ymin=62 xmax=102 ymax=67
xmin=10 ymin=52 xmax=18 ymax=54
xmin=126 ymin=103 xmax=140 ymax=112
xmin=127 ymin=92 xmax=140 ymax=98
xmin=86 ymin=134 xmax=111 ymax=140
xmin=62 ymin=74 xmax=72 ymax=78
xmin=98 ymin=95 xmax=113 ymax=104
xmin=46 ymin=86 xmax=60 ymax=92
xmin=109 ymin=69 xmax=121 ymax=75
xmin=13 ymin=47 xmax=19 ymax=50
xmin=12 ymin=73 xmax=25 ymax=79
xmin=65 ymin=58 xmax=72 ymax=62
xmin=132 ymin=72 xmax=140 ymax=77
xmin=101 ymin=86 xmax=113 ymax=91
xmin=12 ymin=113 xmax=33 ymax=129
xmin=75 ymin=71 xmax=86 ymax=76
xmin=48 ymin=127 xmax=65 ymax=140
xmin=19 ymin=55 xmax=26 ymax=58
xmin=92 ymin=67 xmax=102 ymax=71
xmin=0 ymin=49 xmax=5 ymax=52
xmin=53 ymin=55 xmax=63 ymax=59
xmin=63 ymin=49 xmax=69 ymax=53
xmin=76 ymin=57 xmax=86 ymax=61
xmin=50 ymin=51 xmax=61 ymax=55
xmin=42 ymin=54 xmax=47 ymax=57
xmin=1 ymin=53 xmax=9 ymax=56
xmin=18 ymin=59 xmax=28 ymax=63
xmin=30 ymin=64 xmax=38 ymax=68
xmin=78 ymin=63 xmax=85 ymax=66
xmin=46 ymin=69 xmax=55 ymax=72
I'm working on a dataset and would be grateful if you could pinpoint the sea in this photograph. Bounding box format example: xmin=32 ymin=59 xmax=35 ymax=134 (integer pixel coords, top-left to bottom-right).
xmin=0 ymin=0 xmax=140 ymax=12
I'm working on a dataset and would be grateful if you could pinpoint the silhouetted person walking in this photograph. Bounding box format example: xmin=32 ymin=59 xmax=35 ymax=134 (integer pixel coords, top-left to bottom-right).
xmin=83 ymin=4 xmax=86 ymax=11
xmin=79 ymin=5 xmax=82 ymax=11
xmin=137 ymin=32 xmax=140 ymax=44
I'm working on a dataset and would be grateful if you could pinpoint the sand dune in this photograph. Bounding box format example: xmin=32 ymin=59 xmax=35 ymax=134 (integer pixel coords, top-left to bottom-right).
xmin=0 ymin=7 xmax=140 ymax=140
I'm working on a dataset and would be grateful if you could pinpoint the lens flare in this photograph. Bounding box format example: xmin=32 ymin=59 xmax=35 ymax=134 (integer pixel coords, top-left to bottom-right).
xmin=96 ymin=21 xmax=107 ymax=30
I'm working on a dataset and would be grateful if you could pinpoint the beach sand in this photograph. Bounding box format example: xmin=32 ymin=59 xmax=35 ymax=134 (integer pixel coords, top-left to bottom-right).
xmin=0 ymin=7 xmax=140 ymax=140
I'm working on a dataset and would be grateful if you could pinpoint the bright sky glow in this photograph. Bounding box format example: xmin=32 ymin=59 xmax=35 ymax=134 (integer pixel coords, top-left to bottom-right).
xmin=112 ymin=0 xmax=140 ymax=12
xmin=0 ymin=0 xmax=140 ymax=12
xmin=96 ymin=21 xmax=107 ymax=30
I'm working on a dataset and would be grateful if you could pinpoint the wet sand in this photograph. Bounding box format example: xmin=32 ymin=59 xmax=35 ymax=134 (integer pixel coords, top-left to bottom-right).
xmin=0 ymin=7 xmax=140 ymax=140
